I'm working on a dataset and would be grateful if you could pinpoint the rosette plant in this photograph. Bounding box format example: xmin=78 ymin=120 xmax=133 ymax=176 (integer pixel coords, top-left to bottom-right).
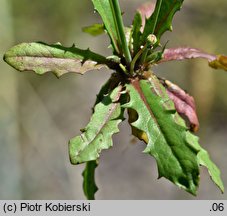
xmin=3 ymin=0 xmax=227 ymax=199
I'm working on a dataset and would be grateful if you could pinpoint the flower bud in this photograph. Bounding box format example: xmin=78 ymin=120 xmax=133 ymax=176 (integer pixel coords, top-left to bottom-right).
xmin=147 ymin=34 xmax=157 ymax=45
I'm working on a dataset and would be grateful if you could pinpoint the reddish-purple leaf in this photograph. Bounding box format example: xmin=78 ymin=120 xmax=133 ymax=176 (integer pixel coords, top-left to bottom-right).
xmin=161 ymin=79 xmax=199 ymax=132
xmin=159 ymin=47 xmax=217 ymax=63
xmin=159 ymin=47 xmax=227 ymax=72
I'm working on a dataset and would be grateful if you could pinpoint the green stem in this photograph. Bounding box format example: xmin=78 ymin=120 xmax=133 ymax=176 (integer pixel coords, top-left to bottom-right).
xmin=109 ymin=0 xmax=132 ymax=64
xmin=130 ymin=45 xmax=147 ymax=74
xmin=139 ymin=48 xmax=148 ymax=65
xmin=119 ymin=63 xmax=128 ymax=75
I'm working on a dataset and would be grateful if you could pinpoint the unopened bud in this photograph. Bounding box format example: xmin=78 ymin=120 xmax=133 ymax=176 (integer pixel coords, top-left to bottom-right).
xmin=147 ymin=34 xmax=157 ymax=45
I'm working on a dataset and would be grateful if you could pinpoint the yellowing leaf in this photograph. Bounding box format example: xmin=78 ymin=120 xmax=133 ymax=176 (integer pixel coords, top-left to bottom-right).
xmin=209 ymin=55 xmax=227 ymax=71
xmin=128 ymin=108 xmax=148 ymax=143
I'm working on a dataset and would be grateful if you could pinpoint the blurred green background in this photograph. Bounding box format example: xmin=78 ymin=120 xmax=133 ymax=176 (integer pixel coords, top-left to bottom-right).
xmin=0 ymin=0 xmax=227 ymax=199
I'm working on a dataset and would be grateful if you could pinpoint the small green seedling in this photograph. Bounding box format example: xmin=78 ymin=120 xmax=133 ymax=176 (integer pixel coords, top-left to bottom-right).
xmin=3 ymin=0 xmax=227 ymax=199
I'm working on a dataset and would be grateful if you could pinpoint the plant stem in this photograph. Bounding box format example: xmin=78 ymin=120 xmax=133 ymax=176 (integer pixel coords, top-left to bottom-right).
xmin=110 ymin=0 xmax=132 ymax=64
xmin=139 ymin=47 xmax=148 ymax=65
xmin=130 ymin=45 xmax=147 ymax=74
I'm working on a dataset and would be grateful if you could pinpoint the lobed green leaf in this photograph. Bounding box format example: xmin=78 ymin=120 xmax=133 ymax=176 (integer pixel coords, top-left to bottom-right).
xmin=186 ymin=134 xmax=224 ymax=193
xmin=3 ymin=42 xmax=112 ymax=77
xmin=69 ymin=85 xmax=124 ymax=164
xmin=124 ymin=75 xmax=200 ymax=195
xmin=82 ymin=160 xmax=98 ymax=200
xmin=81 ymin=74 xmax=123 ymax=200
xmin=141 ymin=0 xmax=184 ymax=44
xmin=124 ymin=74 xmax=224 ymax=194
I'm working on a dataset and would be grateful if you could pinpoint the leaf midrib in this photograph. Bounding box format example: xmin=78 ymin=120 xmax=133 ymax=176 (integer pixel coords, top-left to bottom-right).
xmin=132 ymin=79 xmax=194 ymax=177
xmin=82 ymin=87 xmax=122 ymax=148
xmin=141 ymin=80 xmax=196 ymax=176
xmin=154 ymin=0 xmax=179 ymax=35
xmin=131 ymin=78 xmax=159 ymax=128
